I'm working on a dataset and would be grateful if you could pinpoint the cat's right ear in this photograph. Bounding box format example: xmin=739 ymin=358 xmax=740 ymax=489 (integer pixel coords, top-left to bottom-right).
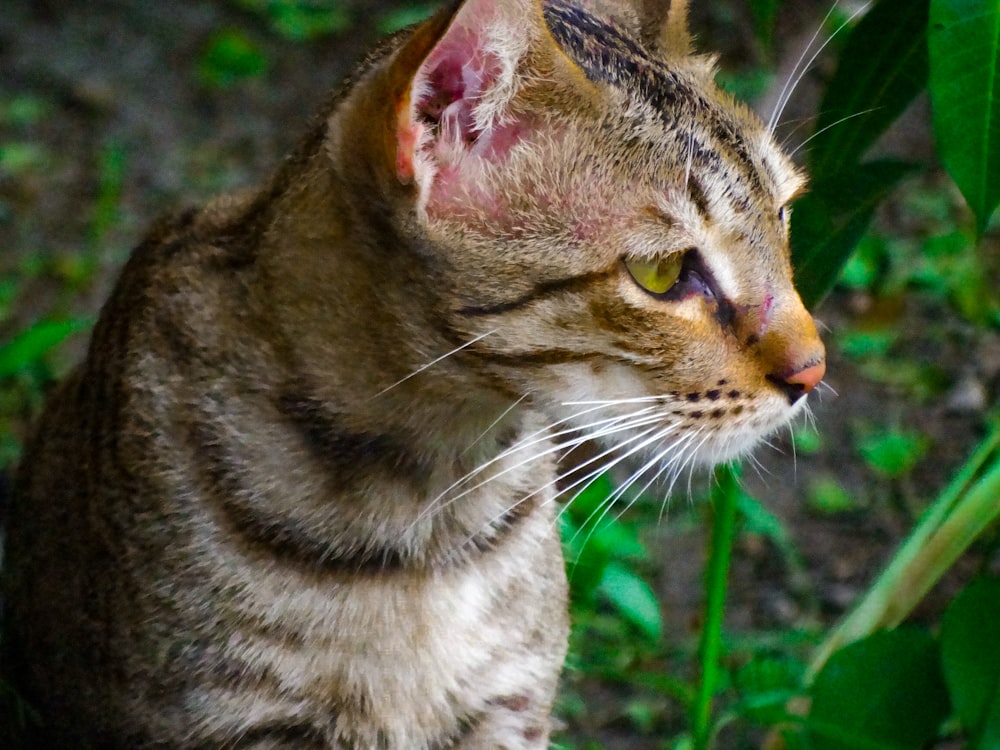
xmin=390 ymin=0 xmax=543 ymax=192
xmin=639 ymin=0 xmax=693 ymax=57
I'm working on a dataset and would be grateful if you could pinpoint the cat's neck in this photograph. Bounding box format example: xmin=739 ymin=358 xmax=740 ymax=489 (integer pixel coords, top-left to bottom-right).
xmin=195 ymin=158 xmax=554 ymax=571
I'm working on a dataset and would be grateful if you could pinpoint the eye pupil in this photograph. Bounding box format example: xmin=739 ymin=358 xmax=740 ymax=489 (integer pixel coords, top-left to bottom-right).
xmin=625 ymin=255 xmax=684 ymax=296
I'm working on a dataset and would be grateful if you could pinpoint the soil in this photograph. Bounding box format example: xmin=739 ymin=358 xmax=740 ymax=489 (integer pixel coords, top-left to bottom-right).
xmin=2 ymin=1 xmax=998 ymax=748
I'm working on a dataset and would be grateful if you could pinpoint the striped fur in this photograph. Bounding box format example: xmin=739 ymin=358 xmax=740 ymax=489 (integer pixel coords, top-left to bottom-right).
xmin=3 ymin=1 xmax=824 ymax=748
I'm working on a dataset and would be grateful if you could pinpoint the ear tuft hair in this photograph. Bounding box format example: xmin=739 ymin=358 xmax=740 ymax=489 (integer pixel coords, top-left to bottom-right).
xmin=664 ymin=0 xmax=692 ymax=55
xmin=639 ymin=0 xmax=693 ymax=57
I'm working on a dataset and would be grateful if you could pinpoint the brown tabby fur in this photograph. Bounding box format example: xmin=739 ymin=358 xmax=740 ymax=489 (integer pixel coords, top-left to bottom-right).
xmin=2 ymin=0 xmax=825 ymax=747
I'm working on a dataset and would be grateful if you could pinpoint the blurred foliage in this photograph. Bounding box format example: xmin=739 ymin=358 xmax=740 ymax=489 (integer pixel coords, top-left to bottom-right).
xmin=941 ymin=578 xmax=1000 ymax=748
xmin=197 ymin=29 xmax=270 ymax=89
xmin=806 ymin=476 xmax=859 ymax=515
xmin=377 ymin=3 xmax=443 ymax=33
xmin=804 ymin=627 xmax=950 ymax=750
xmin=929 ymin=0 xmax=1000 ymax=236
xmin=234 ymin=0 xmax=351 ymax=40
xmin=855 ymin=426 xmax=930 ymax=480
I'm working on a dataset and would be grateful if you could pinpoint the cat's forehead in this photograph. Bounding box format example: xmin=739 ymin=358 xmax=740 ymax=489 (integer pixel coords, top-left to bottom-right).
xmin=541 ymin=0 xmax=802 ymax=205
xmin=542 ymin=0 xmax=702 ymax=115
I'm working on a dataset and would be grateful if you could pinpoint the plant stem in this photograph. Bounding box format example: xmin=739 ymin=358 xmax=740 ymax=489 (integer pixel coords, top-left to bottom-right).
xmin=693 ymin=464 xmax=741 ymax=749
xmin=807 ymin=417 xmax=1000 ymax=680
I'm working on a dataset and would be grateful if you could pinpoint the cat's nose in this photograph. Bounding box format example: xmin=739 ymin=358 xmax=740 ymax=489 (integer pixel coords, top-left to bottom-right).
xmin=787 ymin=360 xmax=826 ymax=392
xmin=767 ymin=359 xmax=826 ymax=404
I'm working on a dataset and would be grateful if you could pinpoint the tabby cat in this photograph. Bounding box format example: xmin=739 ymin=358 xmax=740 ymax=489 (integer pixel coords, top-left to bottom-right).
xmin=2 ymin=0 xmax=825 ymax=747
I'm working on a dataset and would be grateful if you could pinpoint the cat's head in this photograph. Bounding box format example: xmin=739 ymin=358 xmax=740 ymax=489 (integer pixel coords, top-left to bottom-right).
xmin=344 ymin=0 xmax=825 ymax=472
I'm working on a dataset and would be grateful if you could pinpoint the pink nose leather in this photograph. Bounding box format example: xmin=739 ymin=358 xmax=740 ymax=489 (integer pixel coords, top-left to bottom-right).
xmin=785 ymin=360 xmax=826 ymax=394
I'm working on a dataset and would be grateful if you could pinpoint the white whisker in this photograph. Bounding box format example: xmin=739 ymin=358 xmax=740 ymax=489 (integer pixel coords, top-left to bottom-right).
xmin=679 ymin=428 xmax=713 ymax=498
xmin=654 ymin=429 xmax=705 ymax=500
xmin=817 ymin=381 xmax=838 ymax=398
xmin=562 ymin=396 xmax=669 ymax=406
xmin=768 ymin=0 xmax=841 ymax=134
xmin=684 ymin=125 xmax=696 ymax=191
xmin=441 ymin=404 xmax=658 ymax=501
xmin=787 ymin=420 xmax=799 ymax=476
xmin=553 ymin=421 xmax=688 ymax=518
xmin=790 ymin=107 xmax=881 ymax=159
xmin=411 ymin=406 xmax=665 ymax=534
xmin=545 ymin=423 xmax=680 ymax=511
xmin=778 ymin=115 xmax=822 ymax=152
xmin=369 ymin=329 xmax=497 ymax=399
xmin=476 ymin=421 xmax=684 ymax=556
xmin=745 ymin=450 xmax=770 ymax=485
xmin=769 ymin=2 xmax=872 ymax=134
xmin=461 ymin=394 xmax=528 ymax=455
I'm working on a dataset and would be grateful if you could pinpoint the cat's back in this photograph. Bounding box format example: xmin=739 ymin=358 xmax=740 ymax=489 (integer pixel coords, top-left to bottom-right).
xmin=3 ymin=194 xmax=272 ymax=744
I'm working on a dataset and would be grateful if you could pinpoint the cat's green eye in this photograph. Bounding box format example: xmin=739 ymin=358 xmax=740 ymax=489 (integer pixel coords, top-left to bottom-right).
xmin=625 ymin=255 xmax=684 ymax=295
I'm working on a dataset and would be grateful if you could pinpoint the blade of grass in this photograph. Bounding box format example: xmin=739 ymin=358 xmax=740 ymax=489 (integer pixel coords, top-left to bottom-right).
xmin=692 ymin=464 xmax=741 ymax=749
xmin=807 ymin=416 xmax=1000 ymax=680
xmin=0 ymin=318 xmax=91 ymax=378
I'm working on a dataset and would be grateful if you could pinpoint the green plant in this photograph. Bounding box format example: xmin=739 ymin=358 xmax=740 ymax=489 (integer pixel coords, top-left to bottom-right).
xmin=197 ymin=29 xmax=270 ymax=89
xmin=233 ymin=0 xmax=350 ymax=41
xmin=562 ymin=473 xmax=663 ymax=644
xmin=377 ymin=3 xmax=443 ymax=34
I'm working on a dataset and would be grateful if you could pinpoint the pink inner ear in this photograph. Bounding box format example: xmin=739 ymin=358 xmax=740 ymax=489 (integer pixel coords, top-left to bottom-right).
xmin=397 ymin=4 xmax=536 ymax=204
xmin=416 ymin=27 xmax=500 ymax=146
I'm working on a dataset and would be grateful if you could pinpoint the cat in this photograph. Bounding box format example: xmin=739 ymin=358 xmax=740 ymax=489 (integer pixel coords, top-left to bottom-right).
xmin=2 ymin=0 xmax=825 ymax=747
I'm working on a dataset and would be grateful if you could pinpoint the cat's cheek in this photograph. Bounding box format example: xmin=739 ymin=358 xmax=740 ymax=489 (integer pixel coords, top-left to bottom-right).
xmin=422 ymin=164 xmax=506 ymax=226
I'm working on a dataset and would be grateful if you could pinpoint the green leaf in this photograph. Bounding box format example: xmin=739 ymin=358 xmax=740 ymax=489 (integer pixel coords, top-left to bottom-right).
xmin=736 ymin=490 xmax=788 ymax=541
xmin=197 ymin=29 xmax=268 ymax=89
xmin=562 ymin=473 xmax=652 ymax=604
xmin=808 ymin=0 xmax=929 ymax=177
xmin=856 ymin=428 xmax=929 ymax=479
xmin=564 ymin=473 xmax=647 ymax=562
xmin=940 ymin=577 xmax=1000 ymax=747
xmin=733 ymin=655 xmax=805 ymax=726
xmin=0 ymin=319 xmax=90 ymax=378
xmin=0 ymin=94 xmax=51 ymax=128
xmin=0 ymin=142 xmax=49 ymax=177
xmin=270 ymin=3 xmax=350 ymax=40
xmin=792 ymin=425 xmax=823 ymax=455
xmin=838 ymin=329 xmax=897 ymax=359
xmin=596 ymin=561 xmax=662 ymax=642
xmin=565 ymin=472 xmax=616 ymax=519
xmin=377 ymin=3 xmax=442 ymax=34
xmin=234 ymin=0 xmax=350 ymax=40
xmin=0 ymin=277 xmax=18 ymax=323
xmin=929 ymin=0 xmax=1000 ymax=235
xmin=807 ymin=476 xmax=859 ymax=514
xmin=748 ymin=0 xmax=781 ymax=50
xmin=807 ymin=628 xmax=950 ymax=750
xmin=791 ymin=160 xmax=917 ymax=307
xmin=89 ymin=141 xmax=127 ymax=252
xmin=916 ymin=230 xmax=997 ymax=323
xmin=560 ymin=512 xmax=609 ymax=601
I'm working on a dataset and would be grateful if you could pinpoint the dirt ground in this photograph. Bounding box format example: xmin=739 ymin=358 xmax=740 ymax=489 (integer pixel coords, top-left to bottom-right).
xmin=2 ymin=1 xmax=998 ymax=747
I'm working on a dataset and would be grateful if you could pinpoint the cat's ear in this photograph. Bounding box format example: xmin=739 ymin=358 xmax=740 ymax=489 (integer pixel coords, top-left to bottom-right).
xmin=663 ymin=0 xmax=692 ymax=55
xmin=392 ymin=0 xmax=543 ymax=188
xmin=640 ymin=0 xmax=693 ymax=57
